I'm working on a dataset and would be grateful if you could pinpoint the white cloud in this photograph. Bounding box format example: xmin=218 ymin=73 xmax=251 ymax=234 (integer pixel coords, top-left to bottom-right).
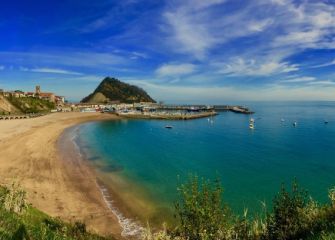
xmin=130 ymin=51 xmax=148 ymax=60
xmin=0 ymin=51 xmax=126 ymax=69
xmin=155 ymin=63 xmax=196 ymax=77
xmin=163 ymin=0 xmax=335 ymax=75
xmin=32 ymin=68 xmax=83 ymax=75
xmin=19 ymin=67 xmax=83 ymax=75
xmin=270 ymin=0 xmax=288 ymax=6
xmin=186 ymin=0 xmax=226 ymax=10
xmin=270 ymin=1 xmax=335 ymax=50
xmin=162 ymin=0 xmax=274 ymax=59
xmin=216 ymin=58 xmax=299 ymax=76
xmin=280 ymin=76 xmax=316 ymax=83
xmin=308 ymin=81 xmax=335 ymax=86
xmin=162 ymin=0 xmax=335 ymax=77
xmin=163 ymin=11 xmax=215 ymax=59
xmin=310 ymin=9 xmax=335 ymax=28
xmin=127 ymin=79 xmax=335 ymax=102
xmin=274 ymin=30 xmax=323 ymax=47
xmin=312 ymin=59 xmax=335 ymax=68
xmin=248 ymin=19 xmax=273 ymax=32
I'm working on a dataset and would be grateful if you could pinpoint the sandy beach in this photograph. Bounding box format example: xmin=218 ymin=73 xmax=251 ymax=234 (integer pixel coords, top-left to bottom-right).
xmin=0 ymin=112 xmax=123 ymax=238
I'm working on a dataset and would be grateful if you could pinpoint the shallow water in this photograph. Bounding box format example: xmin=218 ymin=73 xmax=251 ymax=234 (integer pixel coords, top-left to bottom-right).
xmin=74 ymin=102 xmax=335 ymax=220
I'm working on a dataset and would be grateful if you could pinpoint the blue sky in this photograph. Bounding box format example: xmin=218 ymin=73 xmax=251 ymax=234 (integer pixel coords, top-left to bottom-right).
xmin=0 ymin=0 xmax=334 ymax=103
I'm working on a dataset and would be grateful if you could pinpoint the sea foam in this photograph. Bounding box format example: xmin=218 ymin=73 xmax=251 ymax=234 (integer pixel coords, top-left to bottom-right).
xmin=70 ymin=126 xmax=144 ymax=238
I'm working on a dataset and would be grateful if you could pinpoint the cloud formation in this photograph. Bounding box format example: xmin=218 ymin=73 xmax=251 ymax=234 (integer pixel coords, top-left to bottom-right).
xmin=156 ymin=63 xmax=196 ymax=77
xmin=0 ymin=0 xmax=334 ymax=101
xmin=19 ymin=67 xmax=83 ymax=75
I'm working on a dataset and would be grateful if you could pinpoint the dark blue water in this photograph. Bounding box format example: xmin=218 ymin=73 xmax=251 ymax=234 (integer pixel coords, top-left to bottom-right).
xmin=75 ymin=102 xmax=335 ymax=216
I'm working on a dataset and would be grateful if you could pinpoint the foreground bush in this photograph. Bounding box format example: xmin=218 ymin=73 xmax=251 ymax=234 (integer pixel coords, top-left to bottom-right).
xmin=174 ymin=176 xmax=229 ymax=240
xmin=143 ymin=177 xmax=335 ymax=240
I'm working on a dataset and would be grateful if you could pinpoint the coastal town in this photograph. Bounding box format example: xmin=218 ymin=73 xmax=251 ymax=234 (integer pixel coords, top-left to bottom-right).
xmin=0 ymin=85 xmax=254 ymax=121
xmin=0 ymin=86 xmax=65 ymax=106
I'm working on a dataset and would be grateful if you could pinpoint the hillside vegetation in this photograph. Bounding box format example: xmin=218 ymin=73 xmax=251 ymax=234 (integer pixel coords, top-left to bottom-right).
xmin=4 ymin=96 xmax=55 ymax=114
xmin=81 ymin=77 xmax=155 ymax=104
xmin=0 ymin=96 xmax=20 ymax=114
xmin=0 ymin=183 xmax=114 ymax=240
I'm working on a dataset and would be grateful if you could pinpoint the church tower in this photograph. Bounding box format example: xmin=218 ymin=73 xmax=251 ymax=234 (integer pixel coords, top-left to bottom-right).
xmin=35 ymin=86 xmax=41 ymax=95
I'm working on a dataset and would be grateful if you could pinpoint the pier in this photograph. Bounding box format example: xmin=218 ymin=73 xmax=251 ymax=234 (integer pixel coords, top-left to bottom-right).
xmin=157 ymin=105 xmax=254 ymax=114
xmin=117 ymin=111 xmax=218 ymax=120
xmin=228 ymin=106 xmax=254 ymax=114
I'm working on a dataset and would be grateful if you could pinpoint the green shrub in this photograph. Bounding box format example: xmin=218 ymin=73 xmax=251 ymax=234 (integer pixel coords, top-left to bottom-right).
xmin=154 ymin=178 xmax=335 ymax=240
xmin=262 ymin=181 xmax=311 ymax=239
xmin=174 ymin=175 xmax=230 ymax=240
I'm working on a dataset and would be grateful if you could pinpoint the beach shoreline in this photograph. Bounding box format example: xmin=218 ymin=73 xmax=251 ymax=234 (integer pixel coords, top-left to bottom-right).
xmin=0 ymin=112 xmax=124 ymax=238
xmin=60 ymin=124 xmax=148 ymax=238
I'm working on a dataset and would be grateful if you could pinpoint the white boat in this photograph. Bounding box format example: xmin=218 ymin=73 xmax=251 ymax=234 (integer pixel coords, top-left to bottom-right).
xmin=293 ymin=121 xmax=297 ymax=127
xmin=281 ymin=118 xmax=285 ymax=122
xmin=165 ymin=125 xmax=173 ymax=129
xmin=325 ymin=120 xmax=329 ymax=124
xmin=249 ymin=118 xmax=255 ymax=129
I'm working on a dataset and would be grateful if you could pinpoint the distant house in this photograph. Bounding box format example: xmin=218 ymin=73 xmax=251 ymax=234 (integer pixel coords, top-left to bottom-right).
xmin=39 ymin=92 xmax=55 ymax=102
xmin=26 ymin=92 xmax=35 ymax=97
xmin=13 ymin=90 xmax=26 ymax=98
xmin=35 ymin=86 xmax=56 ymax=103
xmin=55 ymin=96 xmax=65 ymax=105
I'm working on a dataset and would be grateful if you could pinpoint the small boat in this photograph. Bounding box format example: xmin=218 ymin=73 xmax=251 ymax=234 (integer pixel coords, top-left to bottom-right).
xmin=281 ymin=118 xmax=285 ymax=122
xmin=325 ymin=120 xmax=329 ymax=124
xmin=293 ymin=121 xmax=297 ymax=127
xmin=249 ymin=118 xmax=255 ymax=129
xmin=165 ymin=125 xmax=173 ymax=129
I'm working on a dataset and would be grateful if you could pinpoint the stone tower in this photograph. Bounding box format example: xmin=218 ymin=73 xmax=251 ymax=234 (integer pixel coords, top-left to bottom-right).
xmin=35 ymin=86 xmax=41 ymax=95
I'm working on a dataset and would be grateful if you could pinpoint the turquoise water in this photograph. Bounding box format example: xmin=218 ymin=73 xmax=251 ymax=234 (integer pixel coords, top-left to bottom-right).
xmin=75 ymin=102 xmax=335 ymax=216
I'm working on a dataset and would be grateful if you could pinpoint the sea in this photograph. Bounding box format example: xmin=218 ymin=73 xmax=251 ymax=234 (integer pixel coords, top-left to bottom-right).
xmin=70 ymin=101 xmax=335 ymax=236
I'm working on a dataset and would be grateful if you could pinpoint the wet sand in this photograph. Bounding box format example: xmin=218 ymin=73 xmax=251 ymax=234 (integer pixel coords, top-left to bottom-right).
xmin=0 ymin=112 xmax=123 ymax=238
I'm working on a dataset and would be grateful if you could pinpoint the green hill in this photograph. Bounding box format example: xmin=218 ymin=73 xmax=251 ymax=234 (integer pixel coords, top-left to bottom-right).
xmin=81 ymin=77 xmax=155 ymax=104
